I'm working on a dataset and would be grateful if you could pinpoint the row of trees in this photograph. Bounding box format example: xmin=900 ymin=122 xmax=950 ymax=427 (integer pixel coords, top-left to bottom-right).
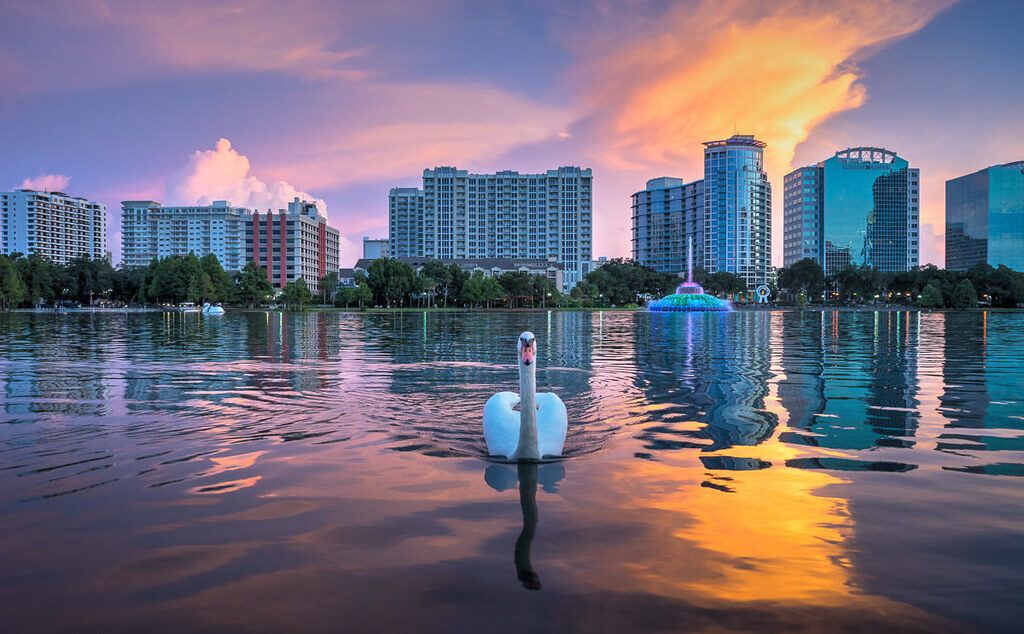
xmin=776 ymin=258 xmax=1024 ymax=308
xmin=354 ymin=259 xmax=563 ymax=309
xmin=0 ymin=252 xmax=322 ymax=310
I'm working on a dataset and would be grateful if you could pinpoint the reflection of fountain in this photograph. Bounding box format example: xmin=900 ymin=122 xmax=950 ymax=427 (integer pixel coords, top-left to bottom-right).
xmin=484 ymin=462 xmax=565 ymax=591
xmin=648 ymin=237 xmax=732 ymax=312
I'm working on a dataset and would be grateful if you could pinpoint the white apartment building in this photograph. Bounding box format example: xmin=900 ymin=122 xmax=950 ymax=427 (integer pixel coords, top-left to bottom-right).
xmin=388 ymin=166 xmax=593 ymax=292
xmin=120 ymin=200 xmax=250 ymax=270
xmin=1 ymin=189 xmax=106 ymax=264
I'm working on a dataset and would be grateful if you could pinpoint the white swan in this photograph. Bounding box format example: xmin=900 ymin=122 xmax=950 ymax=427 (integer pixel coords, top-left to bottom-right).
xmin=484 ymin=331 xmax=567 ymax=460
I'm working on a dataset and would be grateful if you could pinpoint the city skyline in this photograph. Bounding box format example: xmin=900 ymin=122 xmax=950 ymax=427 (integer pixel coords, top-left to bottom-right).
xmin=2 ymin=1 xmax=1023 ymax=269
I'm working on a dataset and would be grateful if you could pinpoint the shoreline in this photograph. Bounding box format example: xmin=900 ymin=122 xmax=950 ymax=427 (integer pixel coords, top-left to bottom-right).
xmin=8 ymin=305 xmax=1022 ymax=315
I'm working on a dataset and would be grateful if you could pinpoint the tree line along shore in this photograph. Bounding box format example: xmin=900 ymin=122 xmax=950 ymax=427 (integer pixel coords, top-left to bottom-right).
xmin=1 ymin=252 xmax=1022 ymax=311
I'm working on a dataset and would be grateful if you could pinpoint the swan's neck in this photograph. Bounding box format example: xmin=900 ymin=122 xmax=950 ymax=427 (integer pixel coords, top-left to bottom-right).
xmin=514 ymin=359 xmax=540 ymax=461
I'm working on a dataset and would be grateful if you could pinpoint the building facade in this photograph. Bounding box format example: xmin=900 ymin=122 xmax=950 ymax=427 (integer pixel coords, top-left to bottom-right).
xmin=362 ymin=237 xmax=389 ymax=260
xmin=387 ymin=166 xmax=592 ymax=292
xmin=631 ymin=177 xmax=704 ymax=274
xmin=783 ymin=147 xmax=919 ymax=275
xmin=782 ymin=167 xmax=823 ymax=266
xmin=388 ymin=188 xmax=425 ymax=258
xmin=702 ymin=135 xmax=772 ymax=288
xmin=246 ymin=198 xmax=339 ymax=293
xmin=946 ymin=161 xmax=1024 ymax=272
xmin=1 ymin=189 xmax=106 ymax=264
xmin=120 ymin=200 xmax=250 ymax=270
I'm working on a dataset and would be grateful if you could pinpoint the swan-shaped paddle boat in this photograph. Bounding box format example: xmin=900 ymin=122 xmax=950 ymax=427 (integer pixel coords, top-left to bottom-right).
xmin=484 ymin=331 xmax=567 ymax=461
xmin=201 ymin=302 xmax=225 ymax=315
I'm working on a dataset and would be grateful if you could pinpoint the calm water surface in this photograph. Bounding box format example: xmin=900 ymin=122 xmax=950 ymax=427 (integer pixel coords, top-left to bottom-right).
xmin=1 ymin=310 xmax=1022 ymax=632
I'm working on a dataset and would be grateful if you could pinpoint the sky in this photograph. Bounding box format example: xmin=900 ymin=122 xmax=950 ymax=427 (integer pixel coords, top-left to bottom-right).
xmin=1 ymin=0 xmax=1021 ymax=268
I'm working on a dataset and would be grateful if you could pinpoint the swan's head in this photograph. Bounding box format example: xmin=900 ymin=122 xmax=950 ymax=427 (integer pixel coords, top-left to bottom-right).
xmin=517 ymin=331 xmax=536 ymax=366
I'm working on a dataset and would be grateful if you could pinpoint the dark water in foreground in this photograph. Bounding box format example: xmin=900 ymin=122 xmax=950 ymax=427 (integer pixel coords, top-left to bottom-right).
xmin=1 ymin=310 xmax=1022 ymax=632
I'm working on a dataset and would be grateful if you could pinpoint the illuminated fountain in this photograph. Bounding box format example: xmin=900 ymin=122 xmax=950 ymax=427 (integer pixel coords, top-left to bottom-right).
xmin=648 ymin=237 xmax=732 ymax=312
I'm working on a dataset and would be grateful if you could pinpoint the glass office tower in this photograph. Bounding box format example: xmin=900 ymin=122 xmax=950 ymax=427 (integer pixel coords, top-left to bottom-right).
xmin=946 ymin=161 xmax=1024 ymax=272
xmin=702 ymin=135 xmax=771 ymax=289
xmin=631 ymin=177 xmax=704 ymax=274
xmin=784 ymin=147 xmax=919 ymax=276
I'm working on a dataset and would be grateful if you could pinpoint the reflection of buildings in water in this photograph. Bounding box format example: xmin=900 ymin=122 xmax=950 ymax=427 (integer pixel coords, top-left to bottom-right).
xmin=635 ymin=311 xmax=777 ymax=452
xmin=940 ymin=312 xmax=1024 ymax=434
xmin=779 ymin=310 xmax=920 ymax=451
xmin=2 ymin=314 xmax=114 ymax=416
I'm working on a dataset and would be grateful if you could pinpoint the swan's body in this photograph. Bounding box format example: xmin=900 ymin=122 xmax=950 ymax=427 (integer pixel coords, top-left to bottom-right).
xmin=483 ymin=332 xmax=567 ymax=460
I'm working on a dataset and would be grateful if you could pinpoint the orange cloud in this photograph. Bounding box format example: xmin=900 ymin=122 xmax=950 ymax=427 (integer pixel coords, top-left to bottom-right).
xmin=573 ymin=0 xmax=954 ymax=262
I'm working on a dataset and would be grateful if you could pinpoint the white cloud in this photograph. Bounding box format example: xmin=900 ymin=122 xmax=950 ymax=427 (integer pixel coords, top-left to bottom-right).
xmin=20 ymin=173 xmax=70 ymax=192
xmin=338 ymin=235 xmax=361 ymax=269
xmin=167 ymin=138 xmax=327 ymax=213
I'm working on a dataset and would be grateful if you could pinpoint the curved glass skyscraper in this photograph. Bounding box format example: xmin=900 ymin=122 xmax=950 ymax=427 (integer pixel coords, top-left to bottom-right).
xmin=702 ymin=135 xmax=771 ymax=289
xmin=783 ymin=147 xmax=920 ymax=275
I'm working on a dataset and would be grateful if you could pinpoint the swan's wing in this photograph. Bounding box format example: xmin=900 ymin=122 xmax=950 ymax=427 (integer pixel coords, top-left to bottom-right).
xmin=536 ymin=392 xmax=568 ymax=458
xmin=483 ymin=392 xmax=520 ymax=459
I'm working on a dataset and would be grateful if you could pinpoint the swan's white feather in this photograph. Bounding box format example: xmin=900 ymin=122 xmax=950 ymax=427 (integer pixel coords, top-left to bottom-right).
xmin=483 ymin=391 xmax=567 ymax=460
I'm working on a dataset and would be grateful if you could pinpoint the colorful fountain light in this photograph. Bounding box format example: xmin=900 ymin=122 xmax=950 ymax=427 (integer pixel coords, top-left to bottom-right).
xmin=647 ymin=238 xmax=732 ymax=312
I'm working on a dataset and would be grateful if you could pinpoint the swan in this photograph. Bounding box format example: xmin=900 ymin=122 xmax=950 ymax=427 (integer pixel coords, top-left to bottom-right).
xmin=484 ymin=331 xmax=567 ymax=460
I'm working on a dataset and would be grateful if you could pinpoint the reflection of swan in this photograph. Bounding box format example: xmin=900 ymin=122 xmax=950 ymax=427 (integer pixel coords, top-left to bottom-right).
xmin=484 ymin=462 xmax=565 ymax=591
xmin=483 ymin=331 xmax=567 ymax=460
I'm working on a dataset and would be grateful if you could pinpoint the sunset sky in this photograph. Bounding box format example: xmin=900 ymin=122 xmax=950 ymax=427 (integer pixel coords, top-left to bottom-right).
xmin=1 ymin=0 xmax=1021 ymax=267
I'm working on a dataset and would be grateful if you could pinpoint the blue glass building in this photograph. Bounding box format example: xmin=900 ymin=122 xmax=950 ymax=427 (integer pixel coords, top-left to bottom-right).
xmin=702 ymin=135 xmax=771 ymax=289
xmin=783 ymin=147 xmax=920 ymax=275
xmin=631 ymin=177 xmax=703 ymax=274
xmin=945 ymin=161 xmax=1024 ymax=272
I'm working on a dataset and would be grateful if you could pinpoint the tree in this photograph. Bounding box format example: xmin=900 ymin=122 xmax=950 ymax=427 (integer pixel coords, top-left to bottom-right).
xmin=702 ymin=271 xmax=747 ymax=296
xmin=319 ymin=271 xmax=339 ymax=306
xmin=918 ymin=283 xmax=943 ymax=308
xmin=14 ymin=253 xmax=62 ymax=305
xmin=282 ymin=278 xmax=312 ymax=310
xmin=112 ymin=265 xmax=146 ymax=305
xmin=236 ymin=261 xmax=275 ymax=308
xmin=461 ymin=272 xmax=485 ymax=307
xmin=497 ymin=271 xmax=535 ymax=308
xmin=353 ymin=282 xmax=372 ymax=309
xmin=414 ymin=274 xmax=437 ymax=307
xmin=583 ymin=259 xmax=675 ymax=306
xmin=480 ymin=276 xmax=505 ymax=309
xmin=200 ymin=254 xmax=234 ymax=303
xmin=366 ymin=258 xmax=416 ymax=307
xmin=778 ymin=258 xmax=825 ymax=300
xmin=0 ymin=255 xmax=27 ymax=309
xmin=951 ymin=278 xmax=978 ymax=309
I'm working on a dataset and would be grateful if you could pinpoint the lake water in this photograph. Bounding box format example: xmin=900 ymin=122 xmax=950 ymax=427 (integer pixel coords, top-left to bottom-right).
xmin=1 ymin=310 xmax=1022 ymax=632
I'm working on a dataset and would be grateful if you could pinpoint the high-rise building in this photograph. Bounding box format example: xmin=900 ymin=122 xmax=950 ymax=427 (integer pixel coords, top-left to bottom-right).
xmin=782 ymin=167 xmax=823 ymax=266
xmin=945 ymin=161 xmax=1024 ymax=272
xmin=246 ymin=198 xmax=340 ymax=293
xmin=388 ymin=188 xmax=425 ymax=258
xmin=631 ymin=177 xmax=704 ymax=274
xmin=783 ymin=147 xmax=919 ymax=275
xmin=120 ymin=200 xmax=250 ymax=270
xmin=387 ymin=166 xmax=593 ymax=292
xmin=362 ymin=237 xmax=390 ymax=260
xmin=1 ymin=189 xmax=106 ymax=264
xmin=702 ymin=135 xmax=772 ymax=288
